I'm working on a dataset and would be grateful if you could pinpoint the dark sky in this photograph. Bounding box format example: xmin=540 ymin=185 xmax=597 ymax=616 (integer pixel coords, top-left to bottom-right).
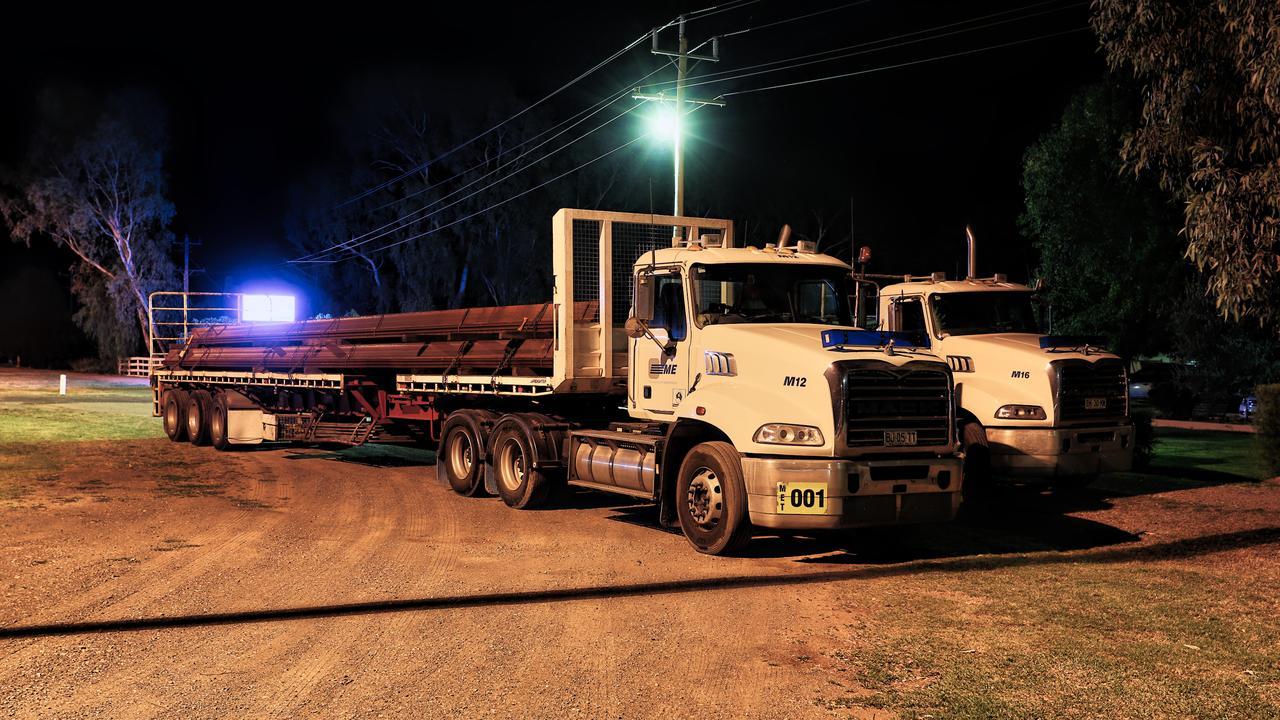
xmin=1 ymin=0 xmax=1102 ymax=344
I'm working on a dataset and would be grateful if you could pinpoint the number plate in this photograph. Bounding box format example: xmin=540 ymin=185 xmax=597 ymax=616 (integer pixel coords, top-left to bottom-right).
xmin=1084 ymin=398 xmax=1107 ymax=410
xmin=884 ymin=430 xmax=918 ymax=446
xmin=776 ymin=482 xmax=828 ymax=515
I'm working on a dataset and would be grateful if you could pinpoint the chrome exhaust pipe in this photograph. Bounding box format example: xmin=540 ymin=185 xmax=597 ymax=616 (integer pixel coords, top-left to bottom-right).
xmin=965 ymin=225 xmax=977 ymax=279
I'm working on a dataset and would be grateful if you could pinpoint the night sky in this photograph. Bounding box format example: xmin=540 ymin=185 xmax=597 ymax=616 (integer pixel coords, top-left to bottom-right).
xmin=1 ymin=1 xmax=1101 ymax=357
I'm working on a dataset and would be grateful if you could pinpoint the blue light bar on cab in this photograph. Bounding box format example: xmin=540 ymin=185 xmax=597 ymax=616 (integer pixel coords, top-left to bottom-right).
xmin=821 ymin=329 xmax=929 ymax=349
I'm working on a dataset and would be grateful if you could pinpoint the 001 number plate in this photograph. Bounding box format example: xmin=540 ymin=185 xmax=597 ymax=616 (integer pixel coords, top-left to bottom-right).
xmin=884 ymin=430 xmax=918 ymax=446
xmin=777 ymin=482 xmax=828 ymax=514
xmin=1084 ymin=397 xmax=1107 ymax=410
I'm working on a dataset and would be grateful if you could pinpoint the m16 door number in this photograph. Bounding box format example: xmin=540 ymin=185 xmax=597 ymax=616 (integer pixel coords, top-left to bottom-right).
xmin=777 ymin=482 xmax=827 ymax=514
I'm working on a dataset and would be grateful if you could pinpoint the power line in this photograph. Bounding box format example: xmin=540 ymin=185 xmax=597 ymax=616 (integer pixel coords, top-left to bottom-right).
xmin=355 ymin=135 xmax=651 ymax=258
xmin=639 ymin=0 xmax=1082 ymax=93
xmin=720 ymin=26 xmax=1089 ymax=97
xmin=331 ymin=4 xmax=767 ymax=211
xmin=333 ymin=33 xmax=665 ymax=210
xmin=721 ymin=0 xmax=877 ymax=38
xmin=367 ymin=63 xmax=670 ymax=216
xmin=294 ymin=102 xmax=647 ymax=263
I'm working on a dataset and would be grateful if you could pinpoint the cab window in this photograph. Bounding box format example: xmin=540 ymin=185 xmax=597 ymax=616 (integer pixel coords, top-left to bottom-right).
xmin=894 ymin=297 xmax=927 ymax=335
xmin=650 ymin=274 xmax=687 ymax=341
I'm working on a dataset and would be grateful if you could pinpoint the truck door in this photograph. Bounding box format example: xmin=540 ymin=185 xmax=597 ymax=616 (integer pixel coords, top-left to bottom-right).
xmin=636 ymin=271 xmax=691 ymax=415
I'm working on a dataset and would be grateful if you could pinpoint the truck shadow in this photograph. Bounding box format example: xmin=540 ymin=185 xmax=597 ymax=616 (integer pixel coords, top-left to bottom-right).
xmin=281 ymin=444 xmax=437 ymax=468
xmin=3 ymin=526 xmax=1276 ymax=640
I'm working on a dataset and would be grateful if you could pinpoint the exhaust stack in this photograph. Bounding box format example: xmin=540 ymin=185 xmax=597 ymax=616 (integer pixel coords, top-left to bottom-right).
xmin=965 ymin=225 xmax=977 ymax=280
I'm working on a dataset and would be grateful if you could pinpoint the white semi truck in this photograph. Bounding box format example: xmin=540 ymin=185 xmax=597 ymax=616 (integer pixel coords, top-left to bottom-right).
xmin=870 ymin=229 xmax=1134 ymax=489
xmin=151 ymin=209 xmax=964 ymax=555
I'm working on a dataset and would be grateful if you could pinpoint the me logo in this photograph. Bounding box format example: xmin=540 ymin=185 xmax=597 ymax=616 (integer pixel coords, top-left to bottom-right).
xmin=1010 ymin=370 xmax=1031 ymax=379
xmin=649 ymin=361 xmax=678 ymax=376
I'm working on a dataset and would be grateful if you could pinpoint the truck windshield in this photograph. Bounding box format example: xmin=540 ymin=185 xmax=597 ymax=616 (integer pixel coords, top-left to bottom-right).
xmin=692 ymin=263 xmax=854 ymax=326
xmin=931 ymin=291 xmax=1041 ymax=336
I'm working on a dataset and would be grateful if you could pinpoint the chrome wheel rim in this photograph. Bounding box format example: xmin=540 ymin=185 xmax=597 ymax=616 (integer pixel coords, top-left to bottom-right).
xmin=497 ymin=437 xmax=526 ymax=493
xmin=686 ymin=466 xmax=724 ymax=529
xmin=447 ymin=431 xmax=474 ymax=480
xmin=211 ymin=407 xmax=224 ymax=442
xmin=187 ymin=401 xmax=201 ymax=438
xmin=164 ymin=399 xmax=178 ymax=434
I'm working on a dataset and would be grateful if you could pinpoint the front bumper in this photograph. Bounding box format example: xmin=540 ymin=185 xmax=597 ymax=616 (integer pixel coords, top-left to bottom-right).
xmin=986 ymin=423 xmax=1133 ymax=480
xmin=740 ymin=455 xmax=963 ymax=531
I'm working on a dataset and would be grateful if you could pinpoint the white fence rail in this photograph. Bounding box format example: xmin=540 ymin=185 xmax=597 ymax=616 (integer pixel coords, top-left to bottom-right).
xmin=118 ymin=356 xmax=160 ymax=378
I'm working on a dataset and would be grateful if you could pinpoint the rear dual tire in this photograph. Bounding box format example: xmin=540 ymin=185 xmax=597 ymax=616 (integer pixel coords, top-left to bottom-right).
xmin=491 ymin=420 xmax=553 ymax=509
xmin=162 ymin=389 xmax=190 ymax=442
xmin=440 ymin=410 xmax=497 ymax=496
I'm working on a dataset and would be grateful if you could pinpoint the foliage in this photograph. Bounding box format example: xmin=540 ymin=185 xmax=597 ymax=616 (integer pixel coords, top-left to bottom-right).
xmin=1020 ymin=83 xmax=1184 ymax=358
xmin=0 ymin=89 xmax=177 ymax=359
xmin=1092 ymin=0 xmax=1280 ymax=328
xmin=1256 ymin=384 xmax=1280 ymax=478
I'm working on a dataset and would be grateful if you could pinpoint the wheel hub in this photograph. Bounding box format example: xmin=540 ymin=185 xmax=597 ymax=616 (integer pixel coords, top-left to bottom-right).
xmin=686 ymin=468 xmax=723 ymax=528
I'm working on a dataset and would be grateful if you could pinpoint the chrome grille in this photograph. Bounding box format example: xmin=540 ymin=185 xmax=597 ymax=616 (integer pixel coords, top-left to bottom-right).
xmin=844 ymin=361 xmax=952 ymax=449
xmin=1056 ymin=359 xmax=1127 ymax=422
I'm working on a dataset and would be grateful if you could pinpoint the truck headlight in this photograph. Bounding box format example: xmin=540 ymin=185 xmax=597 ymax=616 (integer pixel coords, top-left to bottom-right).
xmin=995 ymin=404 xmax=1047 ymax=420
xmin=753 ymin=423 xmax=824 ymax=446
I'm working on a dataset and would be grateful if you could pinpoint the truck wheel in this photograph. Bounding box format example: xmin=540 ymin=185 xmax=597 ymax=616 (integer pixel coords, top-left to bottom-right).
xmin=187 ymin=390 xmax=214 ymax=446
xmin=440 ymin=411 xmax=492 ymax=496
xmin=960 ymin=421 xmax=992 ymax=499
xmin=162 ymin=389 xmax=189 ymax=442
xmin=490 ymin=419 xmax=551 ymax=509
xmin=675 ymin=441 xmax=751 ymax=555
xmin=209 ymin=393 xmax=232 ymax=451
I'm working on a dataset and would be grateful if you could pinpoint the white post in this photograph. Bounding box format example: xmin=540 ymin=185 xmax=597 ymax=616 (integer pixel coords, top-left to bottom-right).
xmin=59 ymin=374 xmax=67 ymax=396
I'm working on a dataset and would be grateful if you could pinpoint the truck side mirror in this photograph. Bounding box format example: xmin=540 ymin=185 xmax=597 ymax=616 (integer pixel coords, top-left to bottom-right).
xmin=634 ymin=273 xmax=655 ymax=322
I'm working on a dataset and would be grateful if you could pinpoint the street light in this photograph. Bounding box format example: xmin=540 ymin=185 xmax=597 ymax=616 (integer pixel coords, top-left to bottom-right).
xmin=645 ymin=104 xmax=681 ymax=144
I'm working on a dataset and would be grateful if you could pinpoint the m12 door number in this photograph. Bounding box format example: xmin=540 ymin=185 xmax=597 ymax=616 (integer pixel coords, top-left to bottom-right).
xmin=783 ymin=376 xmax=807 ymax=387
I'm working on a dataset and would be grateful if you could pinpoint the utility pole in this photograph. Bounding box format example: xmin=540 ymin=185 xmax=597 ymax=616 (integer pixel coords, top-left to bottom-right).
xmin=180 ymin=235 xmax=205 ymax=295
xmin=634 ymin=16 xmax=725 ymax=234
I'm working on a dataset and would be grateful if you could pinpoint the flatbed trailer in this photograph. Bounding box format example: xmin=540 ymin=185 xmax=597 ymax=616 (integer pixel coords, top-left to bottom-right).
xmin=154 ymin=209 xmax=965 ymax=554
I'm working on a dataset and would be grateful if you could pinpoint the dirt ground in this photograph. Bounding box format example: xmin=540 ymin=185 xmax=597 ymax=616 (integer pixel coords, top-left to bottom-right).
xmin=1 ymin=371 xmax=1279 ymax=719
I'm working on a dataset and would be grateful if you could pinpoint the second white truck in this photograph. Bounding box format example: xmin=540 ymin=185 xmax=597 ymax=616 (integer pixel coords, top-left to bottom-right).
xmin=869 ymin=229 xmax=1134 ymax=490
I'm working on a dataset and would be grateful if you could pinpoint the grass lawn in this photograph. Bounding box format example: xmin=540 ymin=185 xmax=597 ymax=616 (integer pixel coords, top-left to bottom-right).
xmin=0 ymin=369 xmax=161 ymax=444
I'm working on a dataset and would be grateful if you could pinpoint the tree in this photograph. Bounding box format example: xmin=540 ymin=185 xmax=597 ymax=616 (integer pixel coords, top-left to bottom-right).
xmin=1092 ymin=0 xmax=1280 ymax=328
xmin=1 ymin=89 xmax=177 ymax=359
xmin=1020 ymin=83 xmax=1185 ymax=358
xmin=1023 ymin=82 xmax=1280 ymax=395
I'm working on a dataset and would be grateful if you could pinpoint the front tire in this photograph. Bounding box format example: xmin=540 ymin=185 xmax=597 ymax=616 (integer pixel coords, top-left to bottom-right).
xmin=675 ymin=441 xmax=751 ymax=555
xmin=960 ymin=420 xmax=992 ymax=500
xmin=490 ymin=420 xmax=551 ymax=509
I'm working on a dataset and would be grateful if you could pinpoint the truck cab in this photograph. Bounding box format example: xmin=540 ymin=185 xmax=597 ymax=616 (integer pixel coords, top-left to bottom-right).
xmin=615 ymin=232 xmax=963 ymax=551
xmin=876 ymin=271 xmax=1133 ymax=489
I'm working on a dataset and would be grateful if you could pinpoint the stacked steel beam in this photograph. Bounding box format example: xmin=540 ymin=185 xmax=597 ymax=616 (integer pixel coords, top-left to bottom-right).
xmin=162 ymin=301 xmax=598 ymax=375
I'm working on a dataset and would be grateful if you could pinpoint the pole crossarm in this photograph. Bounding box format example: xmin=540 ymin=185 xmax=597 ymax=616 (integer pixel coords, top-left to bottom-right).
xmin=631 ymin=91 xmax=727 ymax=107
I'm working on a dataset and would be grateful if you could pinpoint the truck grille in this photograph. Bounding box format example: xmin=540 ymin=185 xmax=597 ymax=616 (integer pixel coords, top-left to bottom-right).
xmin=1056 ymin=359 xmax=1127 ymax=422
xmin=844 ymin=361 xmax=952 ymax=449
